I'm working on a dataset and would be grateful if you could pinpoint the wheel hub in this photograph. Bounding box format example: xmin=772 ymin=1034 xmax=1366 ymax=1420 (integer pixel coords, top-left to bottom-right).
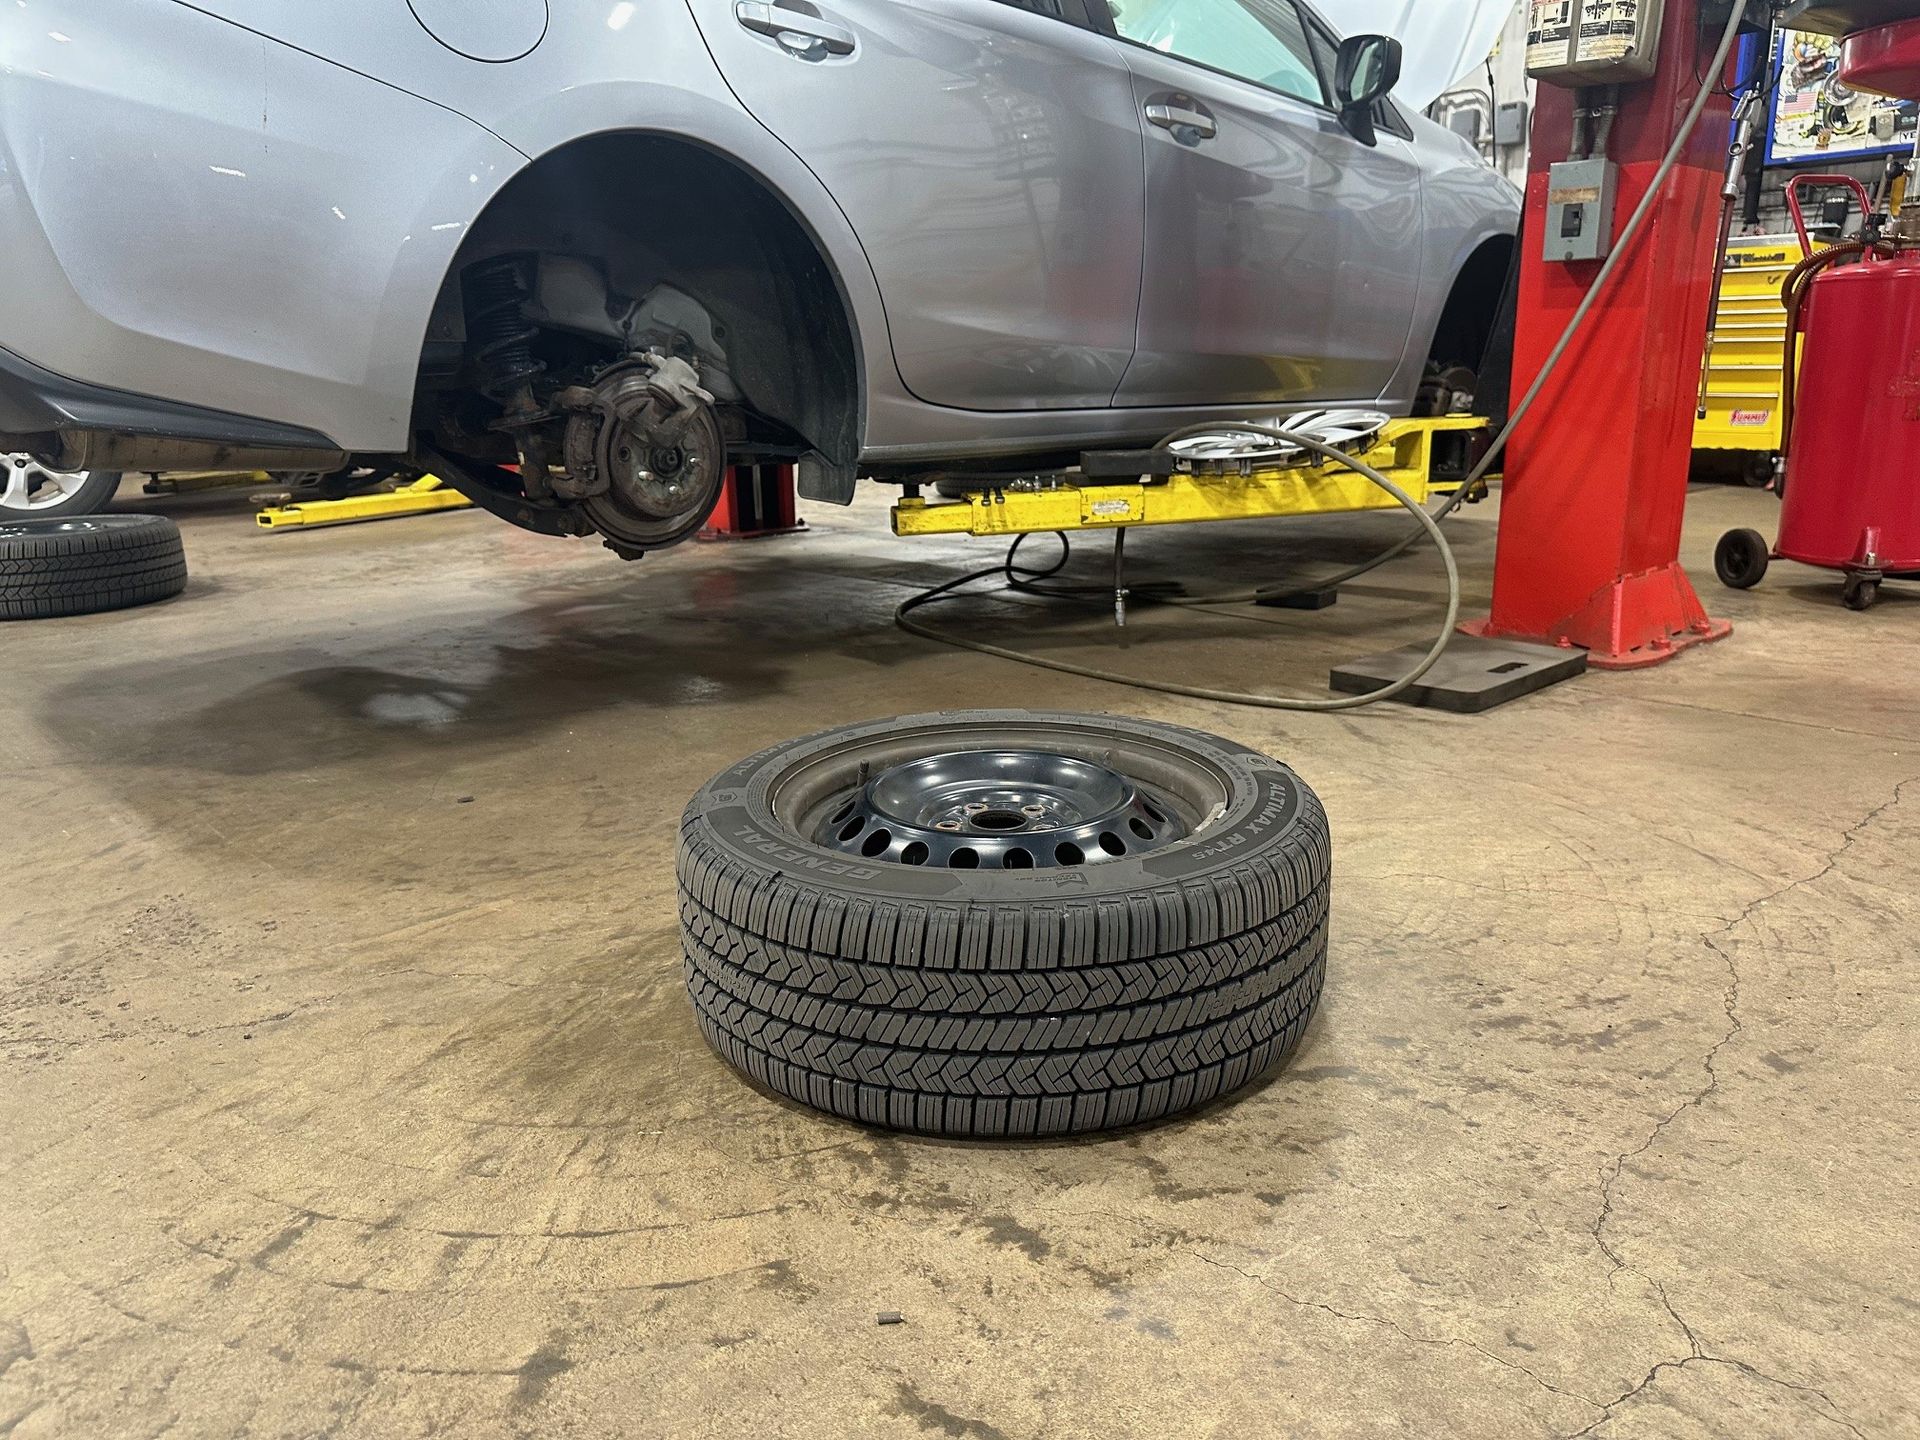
xmin=559 ymin=352 xmax=725 ymax=554
xmin=814 ymin=749 xmax=1185 ymax=869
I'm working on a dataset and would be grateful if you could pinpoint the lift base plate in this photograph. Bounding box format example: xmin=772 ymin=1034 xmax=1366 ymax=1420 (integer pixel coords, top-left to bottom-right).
xmin=1257 ymin=587 xmax=1340 ymax=611
xmin=1330 ymin=635 xmax=1587 ymax=713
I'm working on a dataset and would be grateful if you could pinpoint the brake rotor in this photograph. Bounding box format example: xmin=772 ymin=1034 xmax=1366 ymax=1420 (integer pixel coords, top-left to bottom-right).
xmin=562 ymin=353 xmax=725 ymax=554
xmin=813 ymin=749 xmax=1187 ymax=870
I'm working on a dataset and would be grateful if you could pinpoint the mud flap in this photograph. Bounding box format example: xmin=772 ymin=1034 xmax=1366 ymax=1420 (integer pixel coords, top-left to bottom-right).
xmin=797 ymin=455 xmax=857 ymax=505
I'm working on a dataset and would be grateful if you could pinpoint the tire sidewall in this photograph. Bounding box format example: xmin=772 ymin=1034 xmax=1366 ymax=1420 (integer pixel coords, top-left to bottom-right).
xmin=682 ymin=710 xmax=1320 ymax=908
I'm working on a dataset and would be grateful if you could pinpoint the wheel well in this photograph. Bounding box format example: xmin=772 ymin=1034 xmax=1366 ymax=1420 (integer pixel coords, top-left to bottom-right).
xmin=417 ymin=132 xmax=862 ymax=476
xmin=1427 ymin=234 xmax=1516 ymax=375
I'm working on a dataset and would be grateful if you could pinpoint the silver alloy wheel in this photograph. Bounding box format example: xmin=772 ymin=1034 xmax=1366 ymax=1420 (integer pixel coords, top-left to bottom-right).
xmin=2 ymin=453 xmax=97 ymax=513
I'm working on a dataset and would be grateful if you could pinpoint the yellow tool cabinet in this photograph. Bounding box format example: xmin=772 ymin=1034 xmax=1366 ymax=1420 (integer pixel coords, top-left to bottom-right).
xmin=1694 ymin=233 xmax=1806 ymax=457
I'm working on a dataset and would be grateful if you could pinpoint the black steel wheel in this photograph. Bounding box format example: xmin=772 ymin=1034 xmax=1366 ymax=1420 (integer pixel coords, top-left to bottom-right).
xmin=678 ymin=711 xmax=1330 ymax=1138
xmin=1714 ymin=528 xmax=1771 ymax=590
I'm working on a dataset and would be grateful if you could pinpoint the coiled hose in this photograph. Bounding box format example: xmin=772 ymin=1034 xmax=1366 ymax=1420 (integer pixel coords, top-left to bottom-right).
xmin=897 ymin=422 xmax=1460 ymax=712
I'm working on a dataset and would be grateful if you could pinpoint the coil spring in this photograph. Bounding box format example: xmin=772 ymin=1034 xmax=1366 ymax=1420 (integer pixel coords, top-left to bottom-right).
xmin=464 ymin=256 xmax=545 ymax=405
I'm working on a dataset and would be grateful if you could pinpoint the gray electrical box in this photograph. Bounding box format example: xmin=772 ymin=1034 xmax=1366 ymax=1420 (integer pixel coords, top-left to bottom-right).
xmin=1544 ymin=158 xmax=1618 ymax=263
xmin=1495 ymin=101 xmax=1531 ymax=147
xmin=1526 ymin=0 xmax=1667 ymax=85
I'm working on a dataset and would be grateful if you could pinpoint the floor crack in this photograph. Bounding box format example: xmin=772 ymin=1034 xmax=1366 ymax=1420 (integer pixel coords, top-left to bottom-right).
xmin=1560 ymin=1354 xmax=1867 ymax=1439
xmin=1576 ymin=777 xmax=1913 ymax=1438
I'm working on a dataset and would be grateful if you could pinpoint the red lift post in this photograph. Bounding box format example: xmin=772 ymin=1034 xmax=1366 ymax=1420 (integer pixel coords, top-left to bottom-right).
xmin=1469 ymin=0 xmax=1736 ymax=668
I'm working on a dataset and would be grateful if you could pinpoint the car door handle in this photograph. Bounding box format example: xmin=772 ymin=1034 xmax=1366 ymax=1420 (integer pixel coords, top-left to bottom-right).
xmin=1146 ymin=102 xmax=1216 ymax=140
xmin=734 ymin=1 xmax=856 ymax=55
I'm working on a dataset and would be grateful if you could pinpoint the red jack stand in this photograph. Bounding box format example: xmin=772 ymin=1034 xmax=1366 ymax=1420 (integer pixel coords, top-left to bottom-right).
xmin=1466 ymin=0 xmax=1734 ymax=670
xmin=698 ymin=462 xmax=806 ymax=542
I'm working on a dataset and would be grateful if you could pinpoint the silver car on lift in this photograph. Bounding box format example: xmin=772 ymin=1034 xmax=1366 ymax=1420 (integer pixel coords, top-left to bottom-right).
xmin=0 ymin=0 xmax=1517 ymax=546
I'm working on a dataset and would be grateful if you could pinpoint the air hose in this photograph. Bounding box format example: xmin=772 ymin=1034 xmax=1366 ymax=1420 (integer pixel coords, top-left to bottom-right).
xmin=897 ymin=0 xmax=1751 ymax=711
xmin=898 ymin=422 xmax=1460 ymax=712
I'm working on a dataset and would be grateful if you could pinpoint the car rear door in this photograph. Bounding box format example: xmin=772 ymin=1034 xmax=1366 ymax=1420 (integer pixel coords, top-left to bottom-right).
xmin=686 ymin=0 xmax=1146 ymax=411
xmin=1102 ymin=0 xmax=1422 ymax=407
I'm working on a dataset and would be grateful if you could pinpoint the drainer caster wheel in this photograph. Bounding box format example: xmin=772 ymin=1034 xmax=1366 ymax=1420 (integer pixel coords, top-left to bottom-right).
xmin=1842 ymin=575 xmax=1880 ymax=611
xmin=678 ymin=711 xmax=1330 ymax=1138
xmin=1714 ymin=528 xmax=1771 ymax=590
xmin=1741 ymin=453 xmax=1779 ymax=490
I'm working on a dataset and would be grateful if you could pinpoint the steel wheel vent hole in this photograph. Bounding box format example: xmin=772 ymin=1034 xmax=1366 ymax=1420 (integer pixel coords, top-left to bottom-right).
xmin=1141 ymin=799 xmax=1167 ymax=824
xmin=830 ymin=799 xmax=857 ymax=825
xmin=1055 ymin=842 xmax=1084 ymax=866
xmin=900 ymin=841 xmax=930 ymax=866
xmin=1098 ymin=832 xmax=1127 ymax=857
xmin=861 ymin=828 xmax=892 ymax=858
xmin=949 ymin=848 xmax=980 ymax=869
xmin=1129 ymin=817 xmax=1154 ymax=840
xmin=837 ymin=816 xmax=867 ymax=842
xmin=1004 ymin=848 xmax=1033 ymax=869
xmin=972 ymin=810 xmax=1028 ymax=832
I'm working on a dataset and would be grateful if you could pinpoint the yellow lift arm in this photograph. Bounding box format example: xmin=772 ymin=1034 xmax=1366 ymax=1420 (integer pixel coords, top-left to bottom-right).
xmin=892 ymin=415 xmax=1487 ymax=540
xmin=255 ymin=474 xmax=472 ymax=530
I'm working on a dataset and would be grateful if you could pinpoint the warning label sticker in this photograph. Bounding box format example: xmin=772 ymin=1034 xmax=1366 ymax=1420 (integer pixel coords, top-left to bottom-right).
xmin=1576 ymin=0 xmax=1644 ymax=65
xmin=1526 ymin=0 xmax=1573 ymax=70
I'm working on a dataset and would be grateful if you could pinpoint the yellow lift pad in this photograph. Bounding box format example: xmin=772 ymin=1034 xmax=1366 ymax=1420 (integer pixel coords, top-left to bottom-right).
xmin=892 ymin=415 xmax=1486 ymax=539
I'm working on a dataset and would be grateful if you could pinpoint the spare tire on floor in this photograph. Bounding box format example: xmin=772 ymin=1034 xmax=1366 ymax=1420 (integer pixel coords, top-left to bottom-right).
xmin=678 ymin=711 xmax=1330 ymax=1138
xmin=0 ymin=514 xmax=189 ymax=620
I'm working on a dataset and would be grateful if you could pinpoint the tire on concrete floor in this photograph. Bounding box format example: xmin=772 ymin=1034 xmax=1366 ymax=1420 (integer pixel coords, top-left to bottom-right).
xmin=678 ymin=710 xmax=1331 ymax=1138
xmin=0 ymin=514 xmax=188 ymax=620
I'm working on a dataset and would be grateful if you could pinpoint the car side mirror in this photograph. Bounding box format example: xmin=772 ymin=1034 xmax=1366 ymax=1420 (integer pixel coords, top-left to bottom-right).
xmin=1335 ymin=34 xmax=1402 ymax=147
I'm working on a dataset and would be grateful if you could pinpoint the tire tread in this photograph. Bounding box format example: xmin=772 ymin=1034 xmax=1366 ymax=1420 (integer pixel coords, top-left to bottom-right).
xmin=0 ymin=514 xmax=187 ymax=619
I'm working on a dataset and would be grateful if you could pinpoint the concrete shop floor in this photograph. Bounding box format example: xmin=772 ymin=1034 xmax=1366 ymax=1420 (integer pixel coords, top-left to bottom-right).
xmin=2 ymin=481 xmax=1915 ymax=1440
